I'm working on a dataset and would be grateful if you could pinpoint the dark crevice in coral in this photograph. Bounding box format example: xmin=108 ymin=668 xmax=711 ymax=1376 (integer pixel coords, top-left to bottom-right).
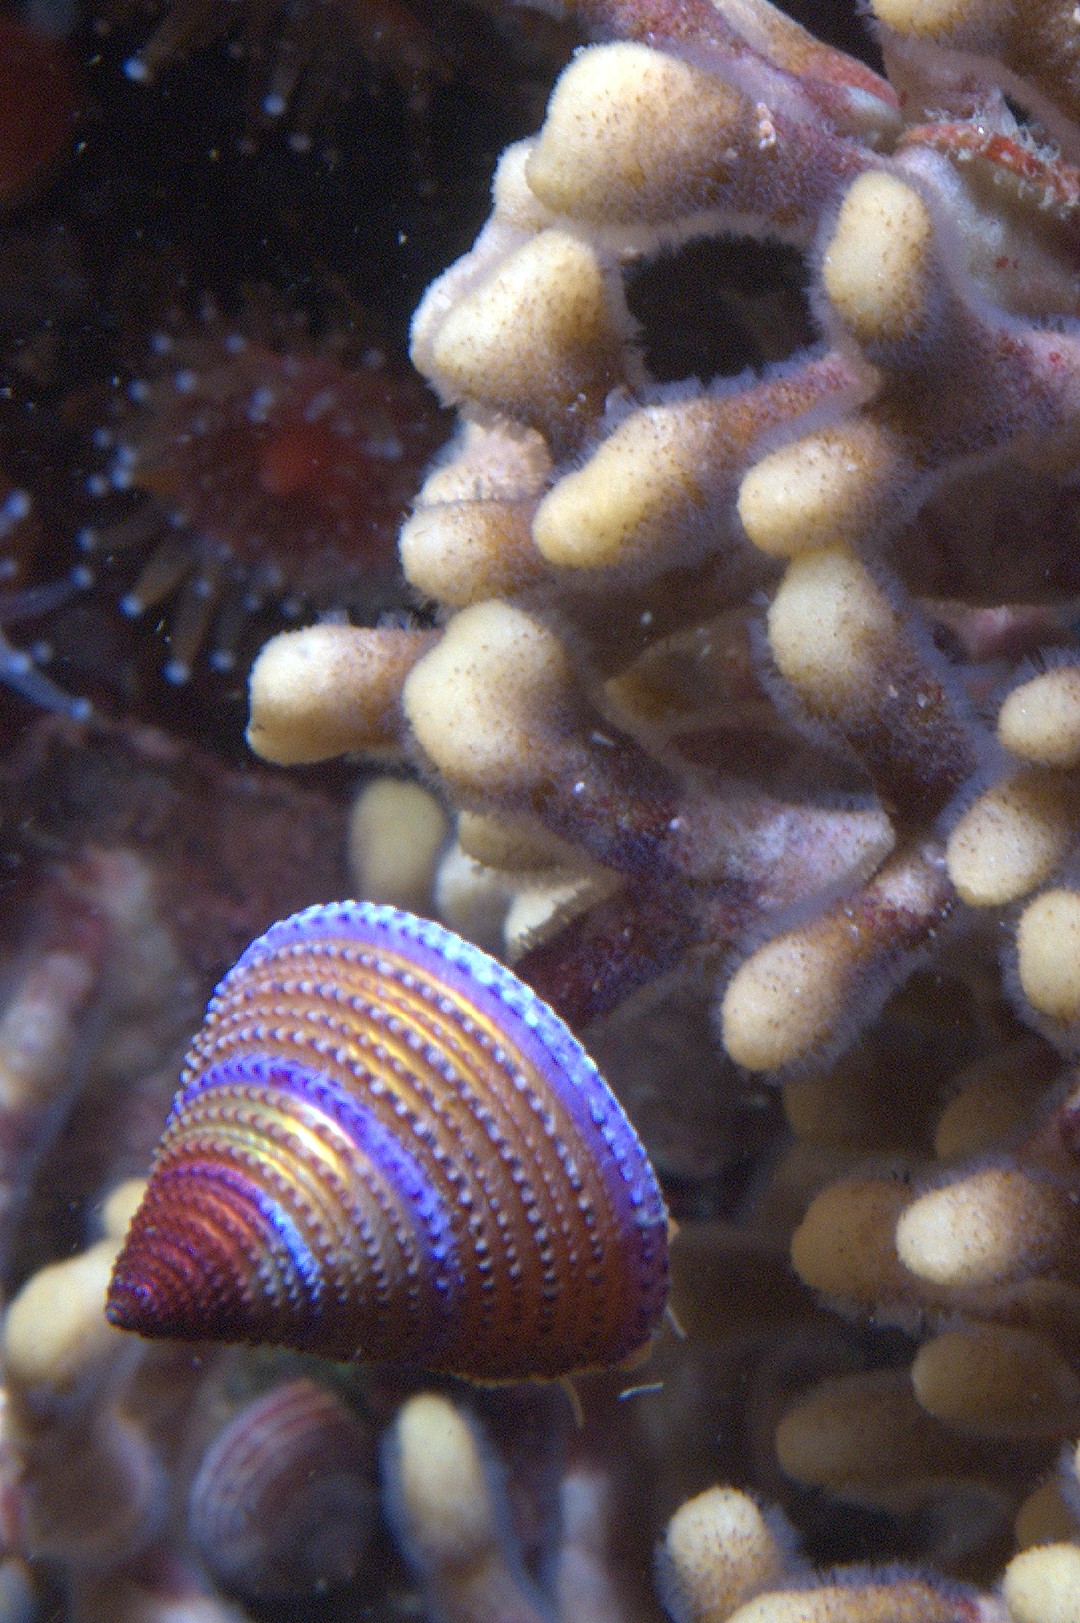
xmin=624 ymin=236 xmax=815 ymax=386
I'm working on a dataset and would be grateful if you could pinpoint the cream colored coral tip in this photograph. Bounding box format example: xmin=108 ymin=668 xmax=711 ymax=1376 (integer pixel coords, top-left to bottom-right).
xmin=869 ymin=0 xmax=1002 ymax=39
xmin=533 ymin=408 xmax=684 ymax=569
xmin=728 ymin=1581 xmax=945 ymax=1623
xmin=911 ymin=1326 xmax=1080 ymax=1432
xmin=998 ymin=667 xmax=1080 ymax=766
xmin=433 ymin=841 xmax=512 ymax=953
xmin=429 ymin=230 xmax=610 ymax=399
xmin=400 ymin=502 xmax=541 ymax=606
xmin=490 ymin=139 xmax=552 ymax=233
xmin=247 ymin=624 xmax=424 ymax=765
xmin=945 ymin=773 xmax=1073 ymax=907
xmin=767 ymin=545 xmax=896 ymax=709
xmin=504 ymin=871 xmax=614 ymax=962
xmin=663 ymin=1487 xmax=786 ymax=1621
xmin=908 ymin=1331 xmax=981 ymax=1424
xmin=397 ymin=506 xmax=466 ymax=599
xmin=391 ymin=1394 xmax=496 ymax=1564
xmin=720 ymin=931 xmax=842 ymax=1071
xmin=790 ymin=1179 xmax=906 ymax=1300
xmin=99 ymin=1177 xmax=148 ymax=1241
xmin=823 ymin=172 xmax=932 ymax=347
xmin=933 ymin=1046 xmax=1043 ymax=1159
xmin=415 ymin=418 xmax=551 ymax=509
xmin=738 ymin=427 xmax=886 ymax=557
xmin=347 ymin=778 xmax=448 ymax=913
xmin=525 ymin=42 xmax=739 ymax=221
xmin=458 ymin=809 xmax=572 ymax=871
xmin=894 ymin=1169 xmax=1053 ymax=1287
xmin=402 ymin=601 xmax=571 ymax=792
xmin=1016 ymin=889 xmax=1080 ymax=1023
xmin=773 ymin=1378 xmax=879 ymax=1486
xmin=3 ymin=1239 xmax=120 ymax=1388
xmin=1003 ymin=1543 xmax=1080 ymax=1623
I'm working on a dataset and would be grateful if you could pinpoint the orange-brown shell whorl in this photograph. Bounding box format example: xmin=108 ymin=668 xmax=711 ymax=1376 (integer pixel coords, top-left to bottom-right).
xmin=106 ymin=901 xmax=669 ymax=1380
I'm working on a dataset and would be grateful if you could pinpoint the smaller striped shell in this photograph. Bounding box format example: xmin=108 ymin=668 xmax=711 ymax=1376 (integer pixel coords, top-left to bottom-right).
xmin=106 ymin=901 xmax=668 ymax=1380
xmin=189 ymin=1377 xmax=375 ymax=1600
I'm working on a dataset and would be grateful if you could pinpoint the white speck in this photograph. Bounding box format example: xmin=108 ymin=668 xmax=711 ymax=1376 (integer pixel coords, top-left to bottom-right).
xmin=755 ymin=102 xmax=777 ymax=151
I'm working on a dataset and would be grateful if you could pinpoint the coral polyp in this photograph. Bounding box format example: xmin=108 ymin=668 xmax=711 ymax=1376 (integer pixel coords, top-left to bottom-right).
xmin=84 ymin=318 xmax=446 ymax=681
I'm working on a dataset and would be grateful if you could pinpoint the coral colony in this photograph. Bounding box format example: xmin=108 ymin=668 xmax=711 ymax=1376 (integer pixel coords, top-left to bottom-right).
xmin=13 ymin=0 xmax=1080 ymax=1621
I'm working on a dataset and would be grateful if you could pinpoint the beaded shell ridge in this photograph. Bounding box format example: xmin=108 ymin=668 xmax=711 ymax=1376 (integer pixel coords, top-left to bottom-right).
xmin=106 ymin=901 xmax=669 ymax=1380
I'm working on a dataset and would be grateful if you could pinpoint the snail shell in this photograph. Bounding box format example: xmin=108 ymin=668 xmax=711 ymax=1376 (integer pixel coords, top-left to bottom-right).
xmin=189 ymin=1377 xmax=375 ymax=1600
xmin=107 ymin=901 xmax=668 ymax=1380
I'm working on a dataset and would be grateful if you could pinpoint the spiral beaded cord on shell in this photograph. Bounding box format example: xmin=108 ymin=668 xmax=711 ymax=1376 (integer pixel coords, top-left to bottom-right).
xmin=106 ymin=900 xmax=669 ymax=1381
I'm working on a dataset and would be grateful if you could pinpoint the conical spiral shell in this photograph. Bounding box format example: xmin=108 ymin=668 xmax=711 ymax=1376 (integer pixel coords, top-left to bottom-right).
xmin=107 ymin=901 xmax=668 ymax=1380
xmin=189 ymin=1377 xmax=375 ymax=1600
